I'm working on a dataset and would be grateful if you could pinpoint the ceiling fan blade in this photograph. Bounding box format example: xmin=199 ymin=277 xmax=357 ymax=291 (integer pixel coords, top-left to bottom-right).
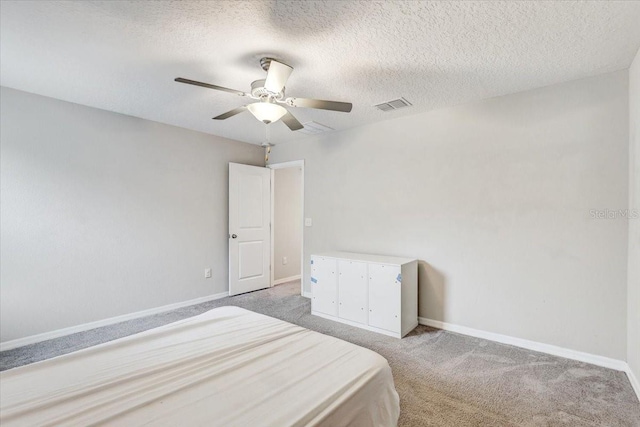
xmin=285 ymin=97 xmax=352 ymax=113
xmin=175 ymin=78 xmax=247 ymax=96
xmin=281 ymin=111 xmax=304 ymax=131
xmin=264 ymin=60 xmax=293 ymax=94
xmin=212 ymin=106 xmax=247 ymax=120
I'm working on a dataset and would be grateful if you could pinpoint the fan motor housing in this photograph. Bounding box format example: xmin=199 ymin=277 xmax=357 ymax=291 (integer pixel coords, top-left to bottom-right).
xmin=251 ymin=79 xmax=284 ymax=100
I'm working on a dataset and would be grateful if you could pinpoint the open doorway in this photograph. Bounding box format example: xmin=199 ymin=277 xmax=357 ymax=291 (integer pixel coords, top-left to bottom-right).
xmin=269 ymin=160 xmax=304 ymax=296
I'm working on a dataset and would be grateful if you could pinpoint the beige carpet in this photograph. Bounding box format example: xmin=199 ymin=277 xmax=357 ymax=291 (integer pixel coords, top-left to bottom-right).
xmin=2 ymin=280 xmax=639 ymax=426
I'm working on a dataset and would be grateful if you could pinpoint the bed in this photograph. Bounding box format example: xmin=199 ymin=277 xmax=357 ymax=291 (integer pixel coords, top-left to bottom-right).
xmin=0 ymin=306 xmax=400 ymax=426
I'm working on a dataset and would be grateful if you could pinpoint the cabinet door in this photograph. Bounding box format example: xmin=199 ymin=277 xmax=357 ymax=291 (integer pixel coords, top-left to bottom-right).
xmin=338 ymin=260 xmax=367 ymax=324
xmin=311 ymin=256 xmax=338 ymax=316
xmin=368 ymin=263 xmax=401 ymax=332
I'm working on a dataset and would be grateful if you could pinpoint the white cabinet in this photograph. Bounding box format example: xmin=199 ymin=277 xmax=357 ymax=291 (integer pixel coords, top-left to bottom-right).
xmin=310 ymin=256 xmax=337 ymax=316
xmin=311 ymin=252 xmax=418 ymax=338
xmin=368 ymin=263 xmax=401 ymax=332
xmin=338 ymin=260 xmax=367 ymax=324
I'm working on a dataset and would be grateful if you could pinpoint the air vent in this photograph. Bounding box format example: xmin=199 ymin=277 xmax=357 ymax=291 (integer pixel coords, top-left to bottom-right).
xmin=298 ymin=121 xmax=334 ymax=135
xmin=374 ymin=97 xmax=412 ymax=112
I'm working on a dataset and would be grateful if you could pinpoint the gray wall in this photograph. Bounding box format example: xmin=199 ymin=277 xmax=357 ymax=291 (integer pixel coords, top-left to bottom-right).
xmin=273 ymin=167 xmax=302 ymax=281
xmin=270 ymin=70 xmax=629 ymax=360
xmin=0 ymin=87 xmax=264 ymax=342
xmin=629 ymin=50 xmax=640 ymax=382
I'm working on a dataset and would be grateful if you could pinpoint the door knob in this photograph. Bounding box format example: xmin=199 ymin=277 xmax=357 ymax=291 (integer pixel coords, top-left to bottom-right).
xmin=231 ymin=234 xmax=237 ymax=239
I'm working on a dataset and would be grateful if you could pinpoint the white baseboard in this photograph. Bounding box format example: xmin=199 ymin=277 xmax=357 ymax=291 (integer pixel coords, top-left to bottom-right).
xmin=0 ymin=291 xmax=229 ymax=352
xmin=418 ymin=317 xmax=628 ymax=372
xmin=626 ymin=366 xmax=640 ymax=402
xmin=273 ymin=275 xmax=301 ymax=286
xmin=303 ymin=291 xmax=312 ymax=298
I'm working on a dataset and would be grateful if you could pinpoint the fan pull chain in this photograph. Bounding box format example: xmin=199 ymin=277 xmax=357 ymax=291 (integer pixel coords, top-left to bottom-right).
xmin=264 ymin=124 xmax=271 ymax=162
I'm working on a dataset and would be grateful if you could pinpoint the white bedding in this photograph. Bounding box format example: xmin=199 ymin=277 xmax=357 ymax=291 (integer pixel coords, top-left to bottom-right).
xmin=0 ymin=306 xmax=400 ymax=426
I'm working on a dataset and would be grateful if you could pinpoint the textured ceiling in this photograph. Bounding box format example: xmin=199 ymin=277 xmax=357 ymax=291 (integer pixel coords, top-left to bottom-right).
xmin=2 ymin=1 xmax=640 ymax=145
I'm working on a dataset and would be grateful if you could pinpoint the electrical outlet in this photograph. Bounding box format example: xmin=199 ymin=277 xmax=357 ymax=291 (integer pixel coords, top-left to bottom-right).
xmin=305 ymin=218 xmax=313 ymax=227
xmin=283 ymin=256 xmax=288 ymax=265
xmin=205 ymin=268 xmax=212 ymax=278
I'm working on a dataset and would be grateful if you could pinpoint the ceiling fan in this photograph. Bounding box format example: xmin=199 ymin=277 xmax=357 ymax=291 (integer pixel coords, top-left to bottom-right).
xmin=175 ymin=57 xmax=353 ymax=131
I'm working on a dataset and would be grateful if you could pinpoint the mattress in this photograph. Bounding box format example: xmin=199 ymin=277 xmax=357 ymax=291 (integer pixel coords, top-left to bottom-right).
xmin=0 ymin=306 xmax=400 ymax=426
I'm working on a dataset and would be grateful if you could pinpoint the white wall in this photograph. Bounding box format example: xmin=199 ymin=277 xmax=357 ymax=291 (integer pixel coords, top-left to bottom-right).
xmin=629 ymin=50 xmax=640 ymax=385
xmin=0 ymin=87 xmax=264 ymax=342
xmin=273 ymin=167 xmax=302 ymax=281
xmin=270 ymin=70 xmax=629 ymax=360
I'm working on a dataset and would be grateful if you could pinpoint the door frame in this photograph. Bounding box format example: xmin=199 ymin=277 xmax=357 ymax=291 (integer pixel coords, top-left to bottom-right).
xmin=267 ymin=160 xmax=305 ymax=296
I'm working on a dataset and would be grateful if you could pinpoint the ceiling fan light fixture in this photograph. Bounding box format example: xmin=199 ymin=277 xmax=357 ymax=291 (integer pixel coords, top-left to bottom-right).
xmin=247 ymin=102 xmax=287 ymax=124
xmin=175 ymin=58 xmax=352 ymax=132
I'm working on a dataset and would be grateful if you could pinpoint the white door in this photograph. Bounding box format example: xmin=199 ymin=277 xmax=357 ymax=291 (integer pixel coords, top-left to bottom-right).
xmin=229 ymin=163 xmax=271 ymax=296
xmin=368 ymin=264 xmax=401 ymax=332
xmin=311 ymin=256 xmax=338 ymax=315
xmin=338 ymin=260 xmax=367 ymax=324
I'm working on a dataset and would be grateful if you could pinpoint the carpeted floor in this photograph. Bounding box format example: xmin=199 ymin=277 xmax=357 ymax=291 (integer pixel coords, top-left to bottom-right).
xmin=2 ymin=280 xmax=639 ymax=426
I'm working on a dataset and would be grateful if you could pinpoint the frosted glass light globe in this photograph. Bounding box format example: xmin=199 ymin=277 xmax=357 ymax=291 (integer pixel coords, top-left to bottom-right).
xmin=247 ymin=102 xmax=287 ymax=124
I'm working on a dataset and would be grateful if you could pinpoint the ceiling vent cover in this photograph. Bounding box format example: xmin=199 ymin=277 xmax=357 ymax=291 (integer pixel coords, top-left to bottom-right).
xmin=374 ymin=97 xmax=412 ymax=112
xmin=298 ymin=121 xmax=334 ymax=135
